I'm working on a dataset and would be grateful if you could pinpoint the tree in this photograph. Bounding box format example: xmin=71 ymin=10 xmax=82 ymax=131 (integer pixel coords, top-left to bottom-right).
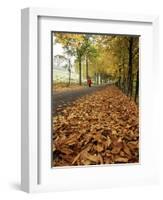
xmin=83 ymin=35 xmax=98 ymax=79
xmin=127 ymin=37 xmax=134 ymax=96
xmin=53 ymin=54 xmax=72 ymax=86
xmin=135 ymin=69 xmax=139 ymax=103
xmin=55 ymin=33 xmax=88 ymax=85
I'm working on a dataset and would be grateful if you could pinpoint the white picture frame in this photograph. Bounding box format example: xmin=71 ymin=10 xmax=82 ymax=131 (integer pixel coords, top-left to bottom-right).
xmin=21 ymin=7 xmax=159 ymax=193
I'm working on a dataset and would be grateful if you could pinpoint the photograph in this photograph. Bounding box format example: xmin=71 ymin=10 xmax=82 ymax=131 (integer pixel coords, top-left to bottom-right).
xmin=52 ymin=32 xmax=139 ymax=167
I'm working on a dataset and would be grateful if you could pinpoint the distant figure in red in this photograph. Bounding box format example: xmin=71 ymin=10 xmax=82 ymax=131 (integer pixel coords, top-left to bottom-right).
xmin=87 ymin=77 xmax=92 ymax=87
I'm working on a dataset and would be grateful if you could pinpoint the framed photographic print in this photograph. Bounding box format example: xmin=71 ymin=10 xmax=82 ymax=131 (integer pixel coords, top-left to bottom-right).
xmin=21 ymin=8 xmax=159 ymax=193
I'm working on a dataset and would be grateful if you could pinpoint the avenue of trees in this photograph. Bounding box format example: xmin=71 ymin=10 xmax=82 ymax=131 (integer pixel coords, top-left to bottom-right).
xmin=53 ymin=33 xmax=139 ymax=102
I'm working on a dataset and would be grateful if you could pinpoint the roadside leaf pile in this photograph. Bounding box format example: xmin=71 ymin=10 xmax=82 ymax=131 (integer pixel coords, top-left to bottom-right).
xmin=53 ymin=86 xmax=139 ymax=167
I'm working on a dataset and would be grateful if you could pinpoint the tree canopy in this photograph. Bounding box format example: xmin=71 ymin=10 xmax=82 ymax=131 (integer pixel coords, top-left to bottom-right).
xmin=53 ymin=32 xmax=139 ymax=102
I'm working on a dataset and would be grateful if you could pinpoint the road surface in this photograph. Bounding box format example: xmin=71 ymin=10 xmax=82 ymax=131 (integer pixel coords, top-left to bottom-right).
xmin=52 ymin=85 xmax=108 ymax=115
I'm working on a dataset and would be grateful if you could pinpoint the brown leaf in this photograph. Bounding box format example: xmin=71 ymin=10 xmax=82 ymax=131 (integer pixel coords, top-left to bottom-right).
xmin=72 ymin=144 xmax=92 ymax=164
xmin=84 ymin=152 xmax=99 ymax=162
xmin=59 ymin=146 xmax=74 ymax=155
xmin=114 ymin=156 xmax=128 ymax=163
xmin=123 ymin=141 xmax=132 ymax=156
xmin=127 ymin=141 xmax=138 ymax=150
xmin=111 ymin=137 xmax=123 ymax=154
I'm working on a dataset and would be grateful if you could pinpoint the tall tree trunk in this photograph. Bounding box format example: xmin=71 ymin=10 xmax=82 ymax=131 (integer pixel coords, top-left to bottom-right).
xmin=100 ymin=73 xmax=103 ymax=84
xmin=130 ymin=76 xmax=134 ymax=97
xmin=86 ymin=56 xmax=89 ymax=79
xmin=68 ymin=59 xmax=71 ymax=86
xmin=79 ymin=58 xmax=82 ymax=85
xmin=122 ymin=61 xmax=126 ymax=94
xmin=118 ymin=67 xmax=122 ymax=89
xmin=127 ymin=37 xmax=133 ymax=96
xmin=135 ymin=70 xmax=139 ymax=103
xmin=96 ymin=73 xmax=99 ymax=85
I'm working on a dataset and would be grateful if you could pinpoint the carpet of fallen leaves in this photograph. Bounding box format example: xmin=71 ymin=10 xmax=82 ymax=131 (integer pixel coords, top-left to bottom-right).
xmin=53 ymin=85 xmax=139 ymax=167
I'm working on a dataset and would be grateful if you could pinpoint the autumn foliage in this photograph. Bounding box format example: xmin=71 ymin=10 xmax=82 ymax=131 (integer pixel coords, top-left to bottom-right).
xmin=53 ymin=86 xmax=139 ymax=167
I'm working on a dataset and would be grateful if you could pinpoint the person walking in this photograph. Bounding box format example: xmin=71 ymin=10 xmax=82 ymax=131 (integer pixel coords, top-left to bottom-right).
xmin=87 ymin=77 xmax=92 ymax=87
